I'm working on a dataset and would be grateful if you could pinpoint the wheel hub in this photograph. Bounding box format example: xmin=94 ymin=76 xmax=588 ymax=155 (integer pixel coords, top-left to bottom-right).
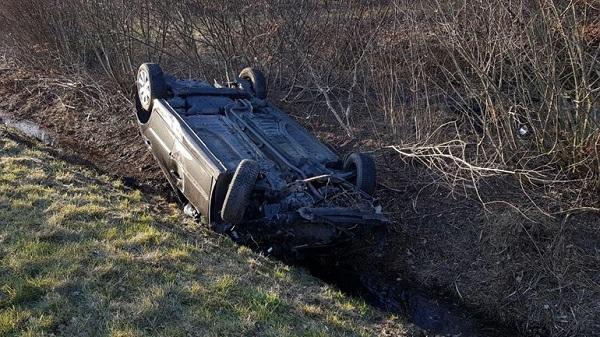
xmin=137 ymin=68 xmax=151 ymax=109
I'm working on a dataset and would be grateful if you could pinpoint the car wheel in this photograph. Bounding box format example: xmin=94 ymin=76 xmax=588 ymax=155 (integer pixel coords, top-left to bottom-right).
xmin=221 ymin=159 xmax=260 ymax=225
xmin=137 ymin=63 xmax=168 ymax=112
xmin=239 ymin=67 xmax=267 ymax=99
xmin=343 ymin=152 xmax=377 ymax=196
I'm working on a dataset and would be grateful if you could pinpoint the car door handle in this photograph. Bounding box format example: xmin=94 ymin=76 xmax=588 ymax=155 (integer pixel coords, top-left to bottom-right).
xmin=170 ymin=169 xmax=181 ymax=180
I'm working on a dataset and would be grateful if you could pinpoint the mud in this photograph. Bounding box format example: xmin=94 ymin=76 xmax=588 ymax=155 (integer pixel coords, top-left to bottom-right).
xmin=304 ymin=258 xmax=517 ymax=337
xmin=0 ymin=113 xmax=55 ymax=145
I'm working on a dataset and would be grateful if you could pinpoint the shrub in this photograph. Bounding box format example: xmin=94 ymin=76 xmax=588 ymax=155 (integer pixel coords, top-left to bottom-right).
xmin=0 ymin=0 xmax=597 ymax=201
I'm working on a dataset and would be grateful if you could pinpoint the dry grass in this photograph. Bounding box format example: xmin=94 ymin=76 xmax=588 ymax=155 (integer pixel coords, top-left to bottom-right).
xmin=0 ymin=128 xmax=417 ymax=337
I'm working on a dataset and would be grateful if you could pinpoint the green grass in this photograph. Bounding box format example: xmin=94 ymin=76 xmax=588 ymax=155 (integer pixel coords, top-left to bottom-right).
xmin=0 ymin=129 xmax=414 ymax=337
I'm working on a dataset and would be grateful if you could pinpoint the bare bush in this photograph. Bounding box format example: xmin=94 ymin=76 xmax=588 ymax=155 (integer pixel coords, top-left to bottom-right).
xmin=1 ymin=0 xmax=597 ymax=203
xmin=0 ymin=0 xmax=597 ymax=197
xmin=364 ymin=0 xmax=599 ymax=208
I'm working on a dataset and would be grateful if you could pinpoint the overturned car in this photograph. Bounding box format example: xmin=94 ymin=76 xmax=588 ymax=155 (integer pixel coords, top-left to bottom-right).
xmin=134 ymin=63 xmax=388 ymax=252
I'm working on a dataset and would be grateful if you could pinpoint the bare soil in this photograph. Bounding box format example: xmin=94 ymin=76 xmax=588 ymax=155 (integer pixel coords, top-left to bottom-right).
xmin=0 ymin=66 xmax=165 ymax=189
xmin=0 ymin=64 xmax=598 ymax=337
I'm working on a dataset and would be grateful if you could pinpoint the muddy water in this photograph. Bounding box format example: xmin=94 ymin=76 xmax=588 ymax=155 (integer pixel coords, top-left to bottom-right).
xmin=303 ymin=258 xmax=518 ymax=337
xmin=0 ymin=114 xmax=55 ymax=145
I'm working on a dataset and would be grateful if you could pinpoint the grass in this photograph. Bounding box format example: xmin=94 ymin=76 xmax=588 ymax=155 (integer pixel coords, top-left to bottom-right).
xmin=0 ymin=128 xmax=415 ymax=337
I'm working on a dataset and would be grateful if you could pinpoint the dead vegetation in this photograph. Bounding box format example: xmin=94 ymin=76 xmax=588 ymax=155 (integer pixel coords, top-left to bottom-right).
xmin=1 ymin=0 xmax=597 ymax=205
xmin=0 ymin=0 xmax=598 ymax=336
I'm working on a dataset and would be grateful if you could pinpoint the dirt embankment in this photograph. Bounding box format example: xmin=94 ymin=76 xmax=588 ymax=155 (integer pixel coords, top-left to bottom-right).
xmin=0 ymin=65 xmax=164 ymax=189
xmin=0 ymin=63 xmax=598 ymax=337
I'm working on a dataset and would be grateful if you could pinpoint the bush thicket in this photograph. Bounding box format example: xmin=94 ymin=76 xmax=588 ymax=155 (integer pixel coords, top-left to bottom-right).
xmin=0 ymin=0 xmax=598 ymax=199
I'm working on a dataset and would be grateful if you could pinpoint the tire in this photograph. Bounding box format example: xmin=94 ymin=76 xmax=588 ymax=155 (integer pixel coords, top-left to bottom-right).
xmin=239 ymin=67 xmax=267 ymax=99
xmin=343 ymin=152 xmax=377 ymax=196
xmin=221 ymin=159 xmax=260 ymax=225
xmin=136 ymin=63 xmax=168 ymax=112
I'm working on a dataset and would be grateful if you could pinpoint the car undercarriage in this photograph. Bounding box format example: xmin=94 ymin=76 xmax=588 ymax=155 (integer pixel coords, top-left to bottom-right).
xmin=134 ymin=63 xmax=389 ymax=253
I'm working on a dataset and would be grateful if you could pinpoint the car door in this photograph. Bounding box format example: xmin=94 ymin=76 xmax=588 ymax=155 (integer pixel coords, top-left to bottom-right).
xmin=170 ymin=137 xmax=212 ymax=215
xmin=144 ymin=102 xmax=179 ymax=178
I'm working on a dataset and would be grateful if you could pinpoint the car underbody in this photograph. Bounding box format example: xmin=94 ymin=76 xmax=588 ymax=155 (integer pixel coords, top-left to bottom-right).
xmin=134 ymin=63 xmax=389 ymax=253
